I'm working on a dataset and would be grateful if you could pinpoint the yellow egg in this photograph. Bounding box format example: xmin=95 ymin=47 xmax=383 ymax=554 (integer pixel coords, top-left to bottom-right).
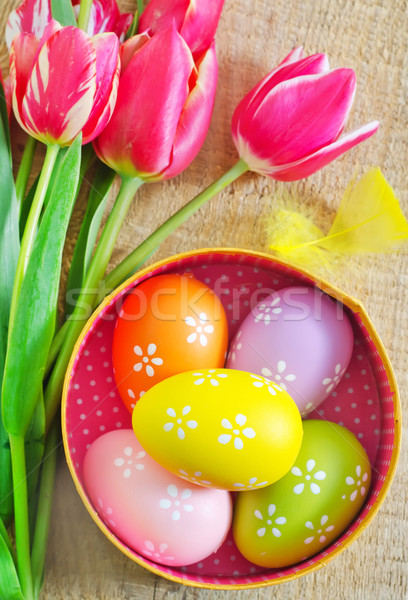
xmin=132 ymin=369 xmax=303 ymax=491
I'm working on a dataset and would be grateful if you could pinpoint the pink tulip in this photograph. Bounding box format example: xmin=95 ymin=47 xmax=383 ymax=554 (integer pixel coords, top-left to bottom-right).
xmin=10 ymin=20 xmax=120 ymax=146
xmin=231 ymin=48 xmax=379 ymax=181
xmin=6 ymin=0 xmax=132 ymax=49
xmin=93 ymin=26 xmax=218 ymax=181
xmin=139 ymin=0 xmax=224 ymax=58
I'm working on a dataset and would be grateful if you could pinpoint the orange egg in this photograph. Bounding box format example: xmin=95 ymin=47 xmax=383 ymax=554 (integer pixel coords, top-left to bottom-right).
xmin=112 ymin=273 xmax=228 ymax=413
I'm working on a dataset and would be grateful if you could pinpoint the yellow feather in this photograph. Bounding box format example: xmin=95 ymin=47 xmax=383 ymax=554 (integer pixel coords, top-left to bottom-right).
xmin=267 ymin=168 xmax=408 ymax=272
xmin=322 ymin=168 xmax=408 ymax=253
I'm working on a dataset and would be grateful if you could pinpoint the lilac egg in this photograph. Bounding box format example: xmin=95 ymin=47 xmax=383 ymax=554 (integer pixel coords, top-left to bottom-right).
xmin=226 ymin=286 xmax=354 ymax=416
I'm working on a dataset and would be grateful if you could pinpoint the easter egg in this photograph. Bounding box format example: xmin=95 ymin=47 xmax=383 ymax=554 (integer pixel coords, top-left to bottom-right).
xmin=232 ymin=420 xmax=371 ymax=567
xmin=132 ymin=368 xmax=303 ymax=491
xmin=226 ymin=286 xmax=354 ymax=416
xmin=112 ymin=273 xmax=228 ymax=413
xmin=83 ymin=429 xmax=232 ymax=566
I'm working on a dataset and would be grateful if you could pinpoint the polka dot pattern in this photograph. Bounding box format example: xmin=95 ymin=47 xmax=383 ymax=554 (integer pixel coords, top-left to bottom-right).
xmin=63 ymin=250 xmax=398 ymax=588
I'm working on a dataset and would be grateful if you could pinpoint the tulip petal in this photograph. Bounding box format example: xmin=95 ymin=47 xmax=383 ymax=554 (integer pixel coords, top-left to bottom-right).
xmin=179 ymin=0 xmax=224 ymax=58
xmin=139 ymin=0 xmax=190 ymax=34
xmin=278 ymin=46 xmax=306 ymax=67
xmin=232 ymin=53 xmax=330 ymax=139
xmin=139 ymin=0 xmax=224 ymax=58
xmin=160 ymin=42 xmax=218 ymax=180
xmin=95 ymin=26 xmax=193 ymax=178
xmin=9 ymin=32 xmax=40 ymax=132
xmin=6 ymin=0 xmax=51 ymax=49
xmin=235 ymin=69 xmax=356 ymax=168
xmin=266 ymin=121 xmax=380 ymax=181
xmin=82 ymin=33 xmax=120 ymax=144
xmin=21 ymin=26 xmax=97 ymax=144
xmin=120 ymin=32 xmax=150 ymax=73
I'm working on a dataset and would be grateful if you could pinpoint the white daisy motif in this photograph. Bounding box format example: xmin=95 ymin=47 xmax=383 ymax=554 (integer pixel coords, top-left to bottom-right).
xmin=228 ymin=330 xmax=242 ymax=362
xmin=345 ymin=465 xmax=369 ymax=501
xmin=185 ymin=312 xmax=214 ymax=347
xmin=97 ymin=497 xmax=116 ymax=527
xmin=218 ymin=414 xmax=256 ymax=449
xmin=163 ymin=406 xmax=197 ymax=440
xmin=133 ymin=343 xmax=163 ymax=377
xmin=261 ymin=361 xmax=296 ymax=392
xmin=250 ymin=374 xmax=282 ymax=396
xmin=178 ymin=470 xmax=211 ymax=486
xmin=113 ymin=446 xmax=146 ymax=478
xmin=254 ymin=297 xmax=282 ymax=324
xmin=193 ymin=370 xmax=228 ymax=386
xmin=291 ymin=459 xmax=327 ymax=495
xmin=233 ymin=477 xmax=268 ymax=490
xmin=141 ymin=540 xmax=175 ymax=562
xmin=159 ymin=484 xmax=194 ymax=521
xmin=304 ymin=515 xmax=335 ymax=544
xmin=254 ymin=504 xmax=286 ymax=537
xmin=322 ymin=363 xmax=346 ymax=394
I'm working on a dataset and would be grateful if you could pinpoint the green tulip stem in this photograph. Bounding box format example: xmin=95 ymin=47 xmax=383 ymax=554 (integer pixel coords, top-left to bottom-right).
xmin=8 ymin=144 xmax=59 ymax=335
xmin=15 ymin=136 xmax=37 ymax=215
xmin=9 ymin=434 xmax=34 ymax=600
xmin=104 ymin=158 xmax=249 ymax=292
xmin=77 ymin=0 xmax=93 ymax=31
xmin=31 ymin=419 xmax=59 ymax=598
xmin=44 ymin=175 xmax=143 ymax=433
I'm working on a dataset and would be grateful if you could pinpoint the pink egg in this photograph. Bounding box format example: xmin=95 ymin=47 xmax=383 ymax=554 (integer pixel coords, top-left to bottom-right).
xmin=226 ymin=286 xmax=354 ymax=416
xmin=83 ymin=429 xmax=232 ymax=566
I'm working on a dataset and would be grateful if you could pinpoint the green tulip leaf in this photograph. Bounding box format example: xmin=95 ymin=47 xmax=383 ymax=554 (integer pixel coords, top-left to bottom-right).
xmin=0 ymin=83 xmax=19 ymax=525
xmin=0 ymin=532 xmax=25 ymax=600
xmin=51 ymin=0 xmax=76 ymax=26
xmin=2 ymin=135 xmax=82 ymax=437
xmin=65 ymin=161 xmax=115 ymax=316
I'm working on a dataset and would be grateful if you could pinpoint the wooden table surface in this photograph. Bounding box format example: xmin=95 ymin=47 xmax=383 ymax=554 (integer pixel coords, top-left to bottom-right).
xmin=2 ymin=0 xmax=407 ymax=598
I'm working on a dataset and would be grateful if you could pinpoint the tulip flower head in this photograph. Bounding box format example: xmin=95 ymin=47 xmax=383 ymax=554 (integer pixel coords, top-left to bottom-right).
xmin=6 ymin=0 xmax=132 ymax=48
xmin=139 ymin=0 xmax=224 ymax=58
xmin=94 ymin=26 xmax=218 ymax=181
xmin=10 ymin=20 xmax=120 ymax=146
xmin=231 ymin=48 xmax=380 ymax=181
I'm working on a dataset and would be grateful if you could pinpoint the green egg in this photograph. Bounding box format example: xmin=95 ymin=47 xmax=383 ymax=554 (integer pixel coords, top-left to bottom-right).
xmin=233 ymin=420 xmax=371 ymax=568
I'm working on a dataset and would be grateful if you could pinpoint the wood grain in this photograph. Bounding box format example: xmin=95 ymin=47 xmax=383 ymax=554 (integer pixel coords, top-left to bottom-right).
xmin=1 ymin=0 xmax=407 ymax=598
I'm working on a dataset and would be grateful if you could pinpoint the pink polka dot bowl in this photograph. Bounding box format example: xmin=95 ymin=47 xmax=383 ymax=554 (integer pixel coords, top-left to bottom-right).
xmin=62 ymin=248 xmax=401 ymax=589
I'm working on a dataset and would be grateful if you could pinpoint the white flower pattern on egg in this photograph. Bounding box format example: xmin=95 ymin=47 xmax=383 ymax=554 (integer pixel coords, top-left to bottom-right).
xmin=228 ymin=330 xmax=242 ymax=362
xmin=141 ymin=540 xmax=175 ymax=561
xmin=250 ymin=374 xmax=282 ymax=396
xmin=193 ymin=370 xmax=228 ymax=386
xmin=254 ymin=297 xmax=282 ymax=324
xmin=218 ymin=414 xmax=256 ymax=450
xmin=304 ymin=515 xmax=335 ymax=544
xmin=133 ymin=343 xmax=163 ymax=377
xmin=322 ymin=363 xmax=346 ymax=394
xmin=233 ymin=477 xmax=268 ymax=490
xmin=97 ymin=497 xmax=116 ymax=527
xmin=163 ymin=406 xmax=197 ymax=440
xmin=345 ymin=465 xmax=369 ymax=501
xmin=178 ymin=469 xmax=211 ymax=486
xmin=254 ymin=504 xmax=286 ymax=537
xmin=113 ymin=446 xmax=146 ymax=478
xmin=159 ymin=484 xmax=194 ymax=521
xmin=185 ymin=312 xmax=214 ymax=346
xmin=261 ymin=361 xmax=296 ymax=392
xmin=291 ymin=459 xmax=326 ymax=495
